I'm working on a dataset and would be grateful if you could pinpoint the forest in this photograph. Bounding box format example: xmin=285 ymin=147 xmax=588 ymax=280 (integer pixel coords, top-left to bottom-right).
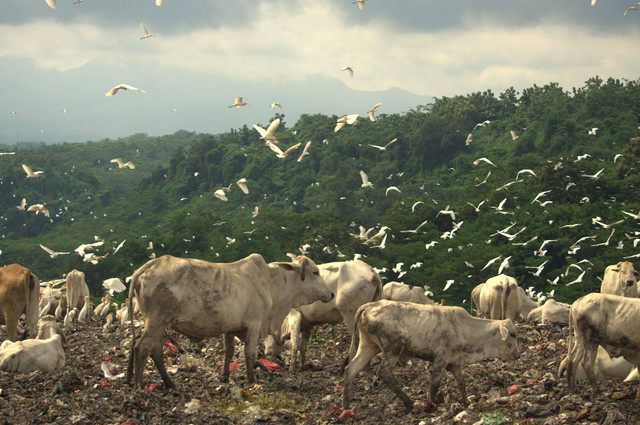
xmin=1 ymin=75 xmax=639 ymax=307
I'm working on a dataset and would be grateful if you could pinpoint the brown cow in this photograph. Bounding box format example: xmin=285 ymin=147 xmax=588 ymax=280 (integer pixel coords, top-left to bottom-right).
xmin=0 ymin=264 xmax=40 ymax=340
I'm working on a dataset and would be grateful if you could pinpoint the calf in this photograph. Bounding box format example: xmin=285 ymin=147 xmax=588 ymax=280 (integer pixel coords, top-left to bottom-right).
xmin=342 ymin=300 xmax=519 ymax=410
xmin=265 ymin=260 xmax=382 ymax=371
xmin=565 ymin=293 xmax=640 ymax=398
xmin=0 ymin=315 xmax=65 ymax=373
xmin=382 ymin=281 xmax=434 ymax=304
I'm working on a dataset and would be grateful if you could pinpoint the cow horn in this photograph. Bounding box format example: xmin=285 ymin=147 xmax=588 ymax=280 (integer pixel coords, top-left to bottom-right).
xmin=299 ymin=257 xmax=307 ymax=281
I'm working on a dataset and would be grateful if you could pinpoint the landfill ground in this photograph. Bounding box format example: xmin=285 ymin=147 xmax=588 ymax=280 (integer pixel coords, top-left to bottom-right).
xmin=1 ymin=317 xmax=640 ymax=424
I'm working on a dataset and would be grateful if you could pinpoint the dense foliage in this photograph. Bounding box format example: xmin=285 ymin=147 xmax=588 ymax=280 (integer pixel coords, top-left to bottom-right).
xmin=1 ymin=76 xmax=639 ymax=307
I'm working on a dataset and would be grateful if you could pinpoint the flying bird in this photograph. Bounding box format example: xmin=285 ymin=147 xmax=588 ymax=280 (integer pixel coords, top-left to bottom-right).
xmin=342 ymin=66 xmax=354 ymax=77
xmin=473 ymin=157 xmax=497 ymax=167
xmin=228 ymin=97 xmax=248 ymax=108
xmin=368 ymin=102 xmax=383 ymax=121
xmin=140 ymin=22 xmax=156 ymax=39
xmin=297 ymin=141 xmax=311 ymax=162
xmin=110 ymin=158 xmax=135 ymax=169
xmin=253 ymin=118 xmax=280 ymax=142
xmin=236 ymin=178 xmax=249 ymax=194
xmin=369 ymin=138 xmax=398 ymax=151
xmin=625 ymin=2 xmax=640 ymax=14
xmin=22 ymin=164 xmax=44 ymax=178
xmin=360 ymin=170 xmax=373 ymax=188
xmin=105 ymin=84 xmax=146 ymax=97
xmin=334 ymin=114 xmax=359 ymax=132
xmin=39 ymin=244 xmax=70 ymax=258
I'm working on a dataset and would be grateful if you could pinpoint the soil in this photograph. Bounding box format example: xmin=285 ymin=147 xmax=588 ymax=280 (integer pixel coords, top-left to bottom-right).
xmin=1 ymin=318 xmax=639 ymax=425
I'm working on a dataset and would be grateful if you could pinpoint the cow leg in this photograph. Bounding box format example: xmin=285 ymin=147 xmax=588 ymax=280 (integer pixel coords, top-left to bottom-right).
xmin=342 ymin=335 xmax=380 ymax=410
xmin=449 ymin=365 xmax=468 ymax=405
xmin=582 ymin=344 xmax=600 ymax=394
xmin=428 ymin=360 xmax=447 ymax=403
xmin=299 ymin=328 xmax=311 ymax=371
xmin=244 ymin=325 xmax=260 ymax=384
xmin=150 ymin=344 xmax=174 ymax=390
xmin=377 ymin=351 xmax=412 ymax=411
xmin=289 ymin=320 xmax=302 ymax=372
xmin=222 ymin=333 xmax=235 ymax=383
xmin=133 ymin=327 xmax=162 ymax=390
xmin=4 ymin=308 xmax=17 ymax=341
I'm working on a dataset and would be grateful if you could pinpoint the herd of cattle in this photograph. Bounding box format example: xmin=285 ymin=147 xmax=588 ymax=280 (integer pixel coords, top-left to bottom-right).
xmin=0 ymin=256 xmax=639 ymax=411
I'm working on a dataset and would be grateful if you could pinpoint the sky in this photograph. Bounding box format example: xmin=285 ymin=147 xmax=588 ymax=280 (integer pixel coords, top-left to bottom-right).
xmin=0 ymin=0 xmax=639 ymax=144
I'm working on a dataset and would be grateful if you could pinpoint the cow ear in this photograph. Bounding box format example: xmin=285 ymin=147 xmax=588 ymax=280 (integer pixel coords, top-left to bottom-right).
xmin=500 ymin=322 xmax=509 ymax=341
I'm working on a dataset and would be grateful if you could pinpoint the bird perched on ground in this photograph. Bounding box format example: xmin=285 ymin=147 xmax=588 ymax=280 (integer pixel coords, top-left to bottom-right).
xmin=105 ymin=84 xmax=146 ymax=97
xmin=368 ymin=102 xmax=383 ymax=121
xmin=236 ymin=178 xmax=249 ymax=194
xmin=140 ymin=22 xmax=156 ymax=39
xmin=253 ymin=118 xmax=280 ymax=142
xmin=22 ymin=164 xmax=44 ymax=178
xmin=369 ymin=138 xmax=398 ymax=151
xmin=360 ymin=170 xmax=373 ymax=188
xmin=110 ymin=158 xmax=135 ymax=169
xmin=39 ymin=244 xmax=69 ymax=258
xmin=342 ymin=66 xmax=354 ymax=77
xmin=228 ymin=97 xmax=248 ymax=108
xmin=473 ymin=157 xmax=497 ymax=167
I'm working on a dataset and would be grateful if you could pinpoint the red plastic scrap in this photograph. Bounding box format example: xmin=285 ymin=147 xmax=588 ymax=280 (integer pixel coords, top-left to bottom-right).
xmin=507 ymin=384 xmax=521 ymax=395
xmin=257 ymin=359 xmax=285 ymax=372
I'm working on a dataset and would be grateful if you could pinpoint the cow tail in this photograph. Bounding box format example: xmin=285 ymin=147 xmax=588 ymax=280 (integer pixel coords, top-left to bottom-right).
xmin=502 ymin=283 xmax=510 ymax=321
xmin=371 ymin=271 xmax=383 ymax=302
xmin=341 ymin=304 xmax=366 ymax=374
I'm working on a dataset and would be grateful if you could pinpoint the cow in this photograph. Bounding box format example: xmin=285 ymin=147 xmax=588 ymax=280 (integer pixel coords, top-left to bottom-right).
xmin=527 ymin=298 xmax=570 ymax=324
xmin=342 ymin=300 xmax=519 ymax=411
xmin=0 ymin=264 xmax=40 ymax=340
xmin=565 ymin=293 xmax=640 ymax=399
xmin=600 ymin=261 xmax=639 ymax=298
xmin=65 ymin=269 xmax=90 ymax=314
xmin=382 ymin=281 xmax=434 ymax=304
xmin=559 ymin=345 xmax=635 ymax=382
xmin=0 ymin=315 xmax=65 ymax=373
xmin=471 ymin=275 xmax=537 ymax=321
xmin=126 ymin=254 xmax=333 ymax=389
xmin=265 ymin=260 xmax=382 ymax=371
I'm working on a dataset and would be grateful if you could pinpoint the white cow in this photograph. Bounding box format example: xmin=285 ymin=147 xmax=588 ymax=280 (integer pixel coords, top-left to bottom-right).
xmin=565 ymin=293 xmax=640 ymax=398
xmin=600 ymin=261 xmax=639 ymax=297
xmin=472 ymin=275 xmax=522 ymax=321
xmin=65 ymin=269 xmax=89 ymax=314
xmin=342 ymin=300 xmax=519 ymax=410
xmin=527 ymin=299 xmax=570 ymax=324
xmin=265 ymin=260 xmax=382 ymax=371
xmin=126 ymin=254 xmax=333 ymax=388
xmin=382 ymin=281 xmax=434 ymax=304
xmin=0 ymin=315 xmax=65 ymax=373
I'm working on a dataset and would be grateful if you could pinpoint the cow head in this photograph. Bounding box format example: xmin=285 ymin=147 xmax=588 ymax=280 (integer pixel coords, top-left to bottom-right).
xmin=275 ymin=256 xmax=334 ymax=306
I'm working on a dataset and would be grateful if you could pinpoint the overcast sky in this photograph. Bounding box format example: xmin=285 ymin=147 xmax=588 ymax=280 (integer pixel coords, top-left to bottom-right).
xmin=1 ymin=0 xmax=639 ymax=144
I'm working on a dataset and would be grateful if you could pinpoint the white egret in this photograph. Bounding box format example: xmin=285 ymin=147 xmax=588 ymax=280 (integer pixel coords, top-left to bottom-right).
xmin=368 ymin=102 xmax=383 ymax=121
xmin=22 ymin=164 xmax=44 ymax=178
xmin=105 ymin=84 xmax=146 ymax=97
xmin=236 ymin=178 xmax=249 ymax=194
xmin=228 ymin=97 xmax=248 ymax=108
xmin=110 ymin=158 xmax=135 ymax=169
xmin=140 ymin=22 xmax=156 ymax=39
xmin=360 ymin=170 xmax=373 ymax=188
xmin=297 ymin=141 xmax=311 ymax=162
xmin=369 ymin=138 xmax=398 ymax=151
